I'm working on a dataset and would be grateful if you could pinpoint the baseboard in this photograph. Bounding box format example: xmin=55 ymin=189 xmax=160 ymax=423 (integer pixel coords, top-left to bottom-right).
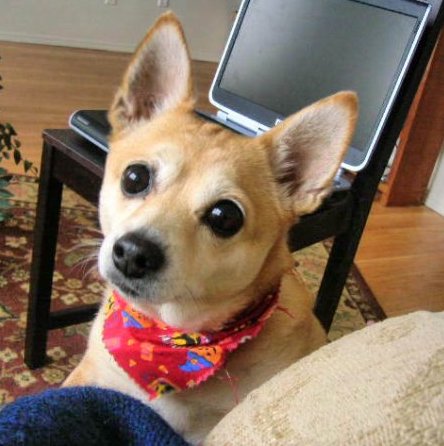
xmin=425 ymin=196 xmax=444 ymax=217
xmin=0 ymin=31 xmax=219 ymax=62
xmin=0 ymin=31 xmax=134 ymax=53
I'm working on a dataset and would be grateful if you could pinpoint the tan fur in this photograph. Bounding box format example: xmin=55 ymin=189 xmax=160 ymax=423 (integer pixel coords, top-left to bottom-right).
xmin=64 ymin=12 xmax=358 ymax=444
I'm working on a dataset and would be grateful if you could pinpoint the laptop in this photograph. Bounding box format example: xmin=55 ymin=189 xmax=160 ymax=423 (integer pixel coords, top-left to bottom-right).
xmin=70 ymin=0 xmax=431 ymax=178
xmin=69 ymin=109 xmax=110 ymax=152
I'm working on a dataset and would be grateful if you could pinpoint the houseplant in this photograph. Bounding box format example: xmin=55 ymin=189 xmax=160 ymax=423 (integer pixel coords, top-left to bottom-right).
xmin=0 ymin=59 xmax=37 ymax=222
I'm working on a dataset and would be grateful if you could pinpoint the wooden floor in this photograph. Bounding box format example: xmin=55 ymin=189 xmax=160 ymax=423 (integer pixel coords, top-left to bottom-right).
xmin=1 ymin=41 xmax=443 ymax=317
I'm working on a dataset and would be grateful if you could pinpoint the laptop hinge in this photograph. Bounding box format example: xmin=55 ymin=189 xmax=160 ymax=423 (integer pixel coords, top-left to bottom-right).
xmin=217 ymin=110 xmax=268 ymax=136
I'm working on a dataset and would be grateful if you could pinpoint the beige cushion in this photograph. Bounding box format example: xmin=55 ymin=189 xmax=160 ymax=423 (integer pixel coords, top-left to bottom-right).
xmin=205 ymin=311 xmax=444 ymax=445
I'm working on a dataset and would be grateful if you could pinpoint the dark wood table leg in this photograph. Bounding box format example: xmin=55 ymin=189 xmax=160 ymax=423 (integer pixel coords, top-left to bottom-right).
xmin=25 ymin=141 xmax=63 ymax=369
xmin=314 ymin=225 xmax=365 ymax=332
xmin=314 ymin=140 xmax=392 ymax=332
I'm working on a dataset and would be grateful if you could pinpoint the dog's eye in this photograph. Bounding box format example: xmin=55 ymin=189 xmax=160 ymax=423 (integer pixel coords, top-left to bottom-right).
xmin=203 ymin=200 xmax=244 ymax=238
xmin=121 ymin=164 xmax=152 ymax=197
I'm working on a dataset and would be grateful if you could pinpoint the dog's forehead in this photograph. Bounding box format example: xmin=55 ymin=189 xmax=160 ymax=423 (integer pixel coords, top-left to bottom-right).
xmin=108 ymin=112 xmax=276 ymax=210
xmin=110 ymin=113 xmax=268 ymax=177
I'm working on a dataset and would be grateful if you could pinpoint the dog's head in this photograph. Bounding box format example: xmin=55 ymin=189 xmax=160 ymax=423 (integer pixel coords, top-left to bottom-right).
xmin=98 ymin=12 xmax=358 ymax=330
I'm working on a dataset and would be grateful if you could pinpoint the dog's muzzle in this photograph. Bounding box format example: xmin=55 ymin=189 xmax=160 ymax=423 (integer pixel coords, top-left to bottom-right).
xmin=112 ymin=232 xmax=165 ymax=279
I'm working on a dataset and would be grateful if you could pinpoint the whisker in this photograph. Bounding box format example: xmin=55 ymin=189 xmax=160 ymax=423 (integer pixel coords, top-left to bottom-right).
xmin=71 ymin=254 xmax=99 ymax=278
xmin=84 ymin=262 xmax=101 ymax=280
xmin=66 ymin=239 xmax=102 ymax=279
xmin=69 ymin=239 xmax=102 ymax=251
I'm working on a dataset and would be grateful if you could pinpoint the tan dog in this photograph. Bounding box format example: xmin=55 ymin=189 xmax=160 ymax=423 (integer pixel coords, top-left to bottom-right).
xmin=64 ymin=12 xmax=357 ymax=444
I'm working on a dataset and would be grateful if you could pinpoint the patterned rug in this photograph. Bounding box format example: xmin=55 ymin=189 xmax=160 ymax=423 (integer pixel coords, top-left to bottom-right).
xmin=0 ymin=176 xmax=385 ymax=405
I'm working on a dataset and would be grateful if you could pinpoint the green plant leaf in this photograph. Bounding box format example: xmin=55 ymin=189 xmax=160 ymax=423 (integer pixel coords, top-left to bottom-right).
xmin=13 ymin=149 xmax=22 ymax=164
xmin=23 ymin=160 xmax=33 ymax=173
xmin=0 ymin=73 xmax=37 ymax=185
xmin=5 ymin=123 xmax=17 ymax=136
xmin=1 ymin=134 xmax=11 ymax=149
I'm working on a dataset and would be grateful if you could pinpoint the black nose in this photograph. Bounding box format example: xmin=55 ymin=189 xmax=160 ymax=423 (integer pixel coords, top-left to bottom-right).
xmin=112 ymin=232 xmax=165 ymax=279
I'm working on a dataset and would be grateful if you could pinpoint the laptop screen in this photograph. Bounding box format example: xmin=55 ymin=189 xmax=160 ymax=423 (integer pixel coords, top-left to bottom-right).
xmin=210 ymin=0 xmax=430 ymax=171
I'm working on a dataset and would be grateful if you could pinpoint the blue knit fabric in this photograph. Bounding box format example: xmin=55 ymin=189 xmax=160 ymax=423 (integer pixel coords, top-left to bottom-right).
xmin=0 ymin=387 xmax=189 ymax=446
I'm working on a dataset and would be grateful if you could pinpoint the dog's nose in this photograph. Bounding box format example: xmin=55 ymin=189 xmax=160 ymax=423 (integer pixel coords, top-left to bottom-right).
xmin=112 ymin=232 xmax=165 ymax=279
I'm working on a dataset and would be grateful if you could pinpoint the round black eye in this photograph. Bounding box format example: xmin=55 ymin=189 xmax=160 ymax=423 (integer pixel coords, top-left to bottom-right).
xmin=121 ymin=164 xmax=152 ymax=197
xmin=203 ymin=200 xmax=244 ymax=238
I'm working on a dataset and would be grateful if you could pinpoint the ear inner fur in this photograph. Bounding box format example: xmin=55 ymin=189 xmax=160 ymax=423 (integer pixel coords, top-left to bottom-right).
xmin=108 ymin=12 xmax=194 ymax=134
xmin=264 ymin=91 xmax=358 ymax=216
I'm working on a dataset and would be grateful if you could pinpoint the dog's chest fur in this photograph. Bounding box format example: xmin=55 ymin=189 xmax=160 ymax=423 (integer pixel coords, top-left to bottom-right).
xmin=71 ymin=273 xmax=325 ymax=443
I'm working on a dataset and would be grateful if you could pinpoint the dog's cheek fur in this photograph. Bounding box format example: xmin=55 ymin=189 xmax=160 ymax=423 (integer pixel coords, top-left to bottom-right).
xmin=184 ymin=236 xmax=275 ymax=299
xmin=97 ymin=235 xmax=114 ymax=283
xmin=99 ymin=182 xmax=117 ymax=236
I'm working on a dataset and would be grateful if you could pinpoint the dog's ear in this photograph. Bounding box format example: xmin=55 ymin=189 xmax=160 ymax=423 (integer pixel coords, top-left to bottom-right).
xmin=109 ymin=12 xmax=194 ymax=133
xmin=262 ymin=91 xmax=358 ymax=216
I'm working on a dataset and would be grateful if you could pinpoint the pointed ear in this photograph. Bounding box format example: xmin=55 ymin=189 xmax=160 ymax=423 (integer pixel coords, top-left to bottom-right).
xmin=109 ymin=12 xmax=194 ymax=133
xmin=262 ymin=91 xmax=358 ymax=216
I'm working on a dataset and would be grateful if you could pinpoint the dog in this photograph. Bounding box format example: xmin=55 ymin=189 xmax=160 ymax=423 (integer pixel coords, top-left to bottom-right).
xmin=64 ymin=12 xmax=358 ymax=444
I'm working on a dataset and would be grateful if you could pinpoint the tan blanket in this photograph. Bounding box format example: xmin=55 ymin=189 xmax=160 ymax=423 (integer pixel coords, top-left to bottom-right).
xmin=205 ymin=311 xmax=444 ymax=445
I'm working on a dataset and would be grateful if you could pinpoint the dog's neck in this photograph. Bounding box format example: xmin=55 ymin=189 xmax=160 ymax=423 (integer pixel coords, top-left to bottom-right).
xmin=158 ymin=286 xmax=278 ymax=332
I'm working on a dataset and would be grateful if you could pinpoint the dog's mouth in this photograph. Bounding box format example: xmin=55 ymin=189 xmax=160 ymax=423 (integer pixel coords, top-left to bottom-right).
xmin=105 ymin=268 xmax=168 ymax=304
xmin=113 ymin=280 xmax=141 ymax=299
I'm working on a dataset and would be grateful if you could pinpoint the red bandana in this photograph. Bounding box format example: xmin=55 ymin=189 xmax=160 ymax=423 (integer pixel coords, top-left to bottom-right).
xmin=102 ymin=289 xmax=279 ymax=400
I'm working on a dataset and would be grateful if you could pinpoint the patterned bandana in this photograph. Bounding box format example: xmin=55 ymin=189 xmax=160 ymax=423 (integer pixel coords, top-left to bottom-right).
xmin=102 ymin=289 xmax=279 ymax=400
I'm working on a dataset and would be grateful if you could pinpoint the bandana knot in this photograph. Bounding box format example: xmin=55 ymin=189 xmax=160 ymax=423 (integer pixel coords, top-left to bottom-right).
xmin=102 ymin=289 xmax=279 ymax=400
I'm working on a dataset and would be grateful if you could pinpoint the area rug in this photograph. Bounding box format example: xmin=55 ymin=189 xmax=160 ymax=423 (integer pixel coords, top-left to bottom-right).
xmin=0 ymin=176 xmax=385 ymax=405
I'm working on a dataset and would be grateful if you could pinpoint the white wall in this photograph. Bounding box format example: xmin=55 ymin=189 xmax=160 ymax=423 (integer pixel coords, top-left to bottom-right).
xmin=0 ymin=0 xmax=241 ymax=61
xmin=426 ymin=142 xmax=444 ymax=216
